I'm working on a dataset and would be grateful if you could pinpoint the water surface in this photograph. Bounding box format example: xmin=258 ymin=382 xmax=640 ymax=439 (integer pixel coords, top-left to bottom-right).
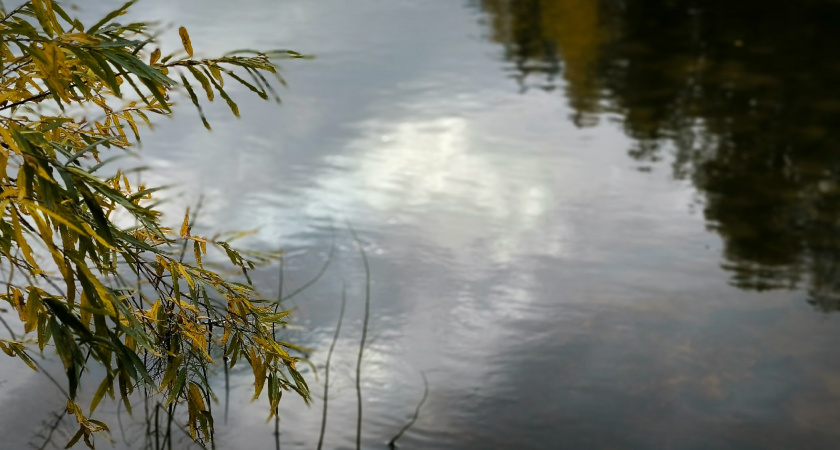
xmin=4 ymin=0 xmax=840 ymax=448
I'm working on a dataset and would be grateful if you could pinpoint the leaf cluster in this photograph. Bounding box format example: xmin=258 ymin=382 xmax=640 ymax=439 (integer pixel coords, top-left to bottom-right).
xmin=0 ymin=1 xmax=307 ymax=448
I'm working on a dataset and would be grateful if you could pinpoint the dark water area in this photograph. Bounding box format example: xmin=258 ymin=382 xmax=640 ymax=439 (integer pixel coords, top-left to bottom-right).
xmin=3 ymin=0 xmax=840 ymax=449
xmin=485 ymin=0 xmax=840 ymax=305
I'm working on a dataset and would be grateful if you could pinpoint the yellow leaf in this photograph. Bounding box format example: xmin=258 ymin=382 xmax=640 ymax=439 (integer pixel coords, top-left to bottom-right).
xmin=0 ymin=125 xmax=20 ymax=154
xmin=123 ymin=113 xmax=139 ymax=141
xmin=0 ymin=145 xmax=7 ymax=182
xmin=80 ymin=222 xmax=115 ymax=249
xmin=178 ymin=264 xmax=195 ymax=290
xmin=178 ymin=300 xmax=199 ymax=314
xmin=0 ymin=189 xmax=19 ymax=200
xmin=251 ymin=349 xmax=267 ymax=399
xmin=150 ymin=300 xmax=162 ymax=320
xmin=12 ymin=289 xmax=25 ymax=321
xmin=79 ymin=292 xmax=91 ymax=327
xmin=194 ymin=241 xmax=202 ymax=267
xmin=180 ymin=208 xmax=190 ymax=238
xmin=112 ymin=113 xmax=126 ymax=139
xmin=21 ymin=200 xmax=86 ymax=235
xmin=150 ymin=48 xmax=161 ymax=65
xmin=66 ymin=401 xmax=86 ymax=424
xmin=24 ymin=289 xmax=40 ymax=333
xmin=29 ymin=209 xmax=66 ymax=276
xmin=209 ymin=65 xmax=224 ymax=87
xmin=75 ymin=263 xmax=116 ymax=317
xmin=179 ymin=27 xmax=193 ymax=57
xmin=58 ymin=32 xmax=101 ymax=46
xmin=10 ymin=208 xmax=40 ymax=273
xmin=188 ymin=382 xmax=206 ymax=411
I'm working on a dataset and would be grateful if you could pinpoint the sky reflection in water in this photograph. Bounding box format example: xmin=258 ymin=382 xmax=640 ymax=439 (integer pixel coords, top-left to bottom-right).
xmin=3 ymin=0 xmax=840 ymax=449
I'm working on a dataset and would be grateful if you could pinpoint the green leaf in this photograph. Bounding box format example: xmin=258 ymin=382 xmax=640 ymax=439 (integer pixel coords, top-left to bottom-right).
xmin=90 ymin=373 xmax=113 ymax=413
xmin=186 ymin=65 xmax=214 ymax=101
xmin=66 ymin=427 xmax=85 ymax=449
xmin=87 ymin=49 xmax=123 ymax=97
xmin=43 ymin=297 xmax=92 ymax=339
xmin=166 ymin=368 xmax=187 ymax=406
xmin=87 ymin=0 xmax=137 ymax=34
xmin=205 ymin=67 xmax=239 ymax=117
xmin=180 ymin=74 xmax=210 ymax=129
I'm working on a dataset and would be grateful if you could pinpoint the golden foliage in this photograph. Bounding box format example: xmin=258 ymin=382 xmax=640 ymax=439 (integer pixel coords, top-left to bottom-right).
xmin=0 ymin=1 xmax=308 ymax=448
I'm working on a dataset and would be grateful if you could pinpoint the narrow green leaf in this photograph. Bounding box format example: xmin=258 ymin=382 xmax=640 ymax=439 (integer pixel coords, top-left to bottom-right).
xmin=87 ymin=0 xmax=136 ymax=34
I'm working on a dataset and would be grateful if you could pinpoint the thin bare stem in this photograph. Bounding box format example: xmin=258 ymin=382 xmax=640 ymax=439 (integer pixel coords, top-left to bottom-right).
xmin=0 ymin=90 xmax=51 ymax=111
xmin=279 ymin=240 xmax=335 ymax=303
xmin=316 ymin=282 xmax=347 ymax=450
xmin=274 ymin=414 xmax=281 ymax=450
xmin=117 ymin=398 xmax=128 ymax=443
xmin=347 ymin=221 xmax=371 ymax=450
xmin=154 ymin=403 xmax=161 ymax=450
xmin=31 ymin=358 xmax=69 ymax=398
xmin=223 ymin=343 xmax=230 ymax=426
xmin=35 ymin=409 xmax=64 ymax=450
xmin=0 ymin=312 xmax=15 ymax=339
xmin=273 ymin=256 xmax=283 ymax=450
xmin=388 ymin=372 xmax=429 ymax=449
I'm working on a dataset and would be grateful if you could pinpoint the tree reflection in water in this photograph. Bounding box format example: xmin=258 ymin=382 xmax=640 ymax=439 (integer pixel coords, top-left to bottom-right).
xmin=479 ymin=0 xmax=840 ymax=310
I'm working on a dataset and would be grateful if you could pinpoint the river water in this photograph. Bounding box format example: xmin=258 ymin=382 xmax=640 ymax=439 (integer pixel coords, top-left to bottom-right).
xmin=4 ymin=0 xmax=840 ymax=449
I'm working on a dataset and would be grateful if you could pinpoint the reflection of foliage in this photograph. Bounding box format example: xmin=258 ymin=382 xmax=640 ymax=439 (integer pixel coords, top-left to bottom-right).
xmin=0 ymin=1 xmax=308 ymax=448
xmin=479 ymin=0 xmax=840 ymax=307
xmin=479 ymin=0 xmax=609 ymax=125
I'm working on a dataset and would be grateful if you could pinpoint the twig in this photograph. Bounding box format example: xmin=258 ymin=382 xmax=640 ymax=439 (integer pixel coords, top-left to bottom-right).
xmin=0 ymin=4 xmax=27 ymax=26
xmin=0 ymin=91 xmax=51 ymax=111
xmin=154 ymin=403 xmax=161 ymax=450
xmin=388 ymin=372 xmax=429 ymax=449
xmin=31 ymin=358 xmax=69 ymax=398
xmin=279 ymin=240 xmax=335 ymax=303
xmin=165 ymin=383 xmax=175 ymax=448
xmin=0 ymin=312 xmax=15 ymax=339
xmin=144 ymin=370 xmax=151 ymax=450
xmin=347 ymin=221 xmax=371 ymax=450
xmin=117 ymin=398 xmax=128 ymax=443
xmin=273 ymin=256 xmax=284 ymax=450
xmin=316 ymin=282 xmax=347 ymax=450
xmin=202 ymin=364 xmax=216 ymax=450
xmin=274 ymin=417 xmax=281 ymax=450
xmin=178 ymin=195 xmax=204 ymax=263
xmin=223 ymin=345 xmax=230 ymax=426
xmin=35 ymin=409 xmax=65 ymax=450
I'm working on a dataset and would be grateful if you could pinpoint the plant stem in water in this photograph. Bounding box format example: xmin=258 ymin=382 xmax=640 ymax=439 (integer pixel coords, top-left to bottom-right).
xmin=388 ymin=372 xmax=429 ymax=449
xmin=348 ymin=222 xmax=371 ymax=450
xmin=317 ymin=283 xmax=347 ymax=450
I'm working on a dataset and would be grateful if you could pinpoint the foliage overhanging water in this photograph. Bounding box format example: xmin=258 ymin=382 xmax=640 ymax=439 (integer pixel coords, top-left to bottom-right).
xmin=4 ymin=0 xmax=840 ymax=448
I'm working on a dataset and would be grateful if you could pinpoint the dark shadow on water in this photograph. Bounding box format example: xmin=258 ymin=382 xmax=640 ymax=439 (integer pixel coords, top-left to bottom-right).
xmin=477 ymin=0 xmax=840 ymax=310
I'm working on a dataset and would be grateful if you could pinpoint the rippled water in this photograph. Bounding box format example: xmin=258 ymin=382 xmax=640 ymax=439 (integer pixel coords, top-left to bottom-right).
xmin=4 ymin=0 xmax=840 ymax=448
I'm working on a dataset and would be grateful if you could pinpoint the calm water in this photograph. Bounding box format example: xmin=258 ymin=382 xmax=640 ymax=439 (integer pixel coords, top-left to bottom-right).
xmin=4 ymin=0 xmax=840 ymax=448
